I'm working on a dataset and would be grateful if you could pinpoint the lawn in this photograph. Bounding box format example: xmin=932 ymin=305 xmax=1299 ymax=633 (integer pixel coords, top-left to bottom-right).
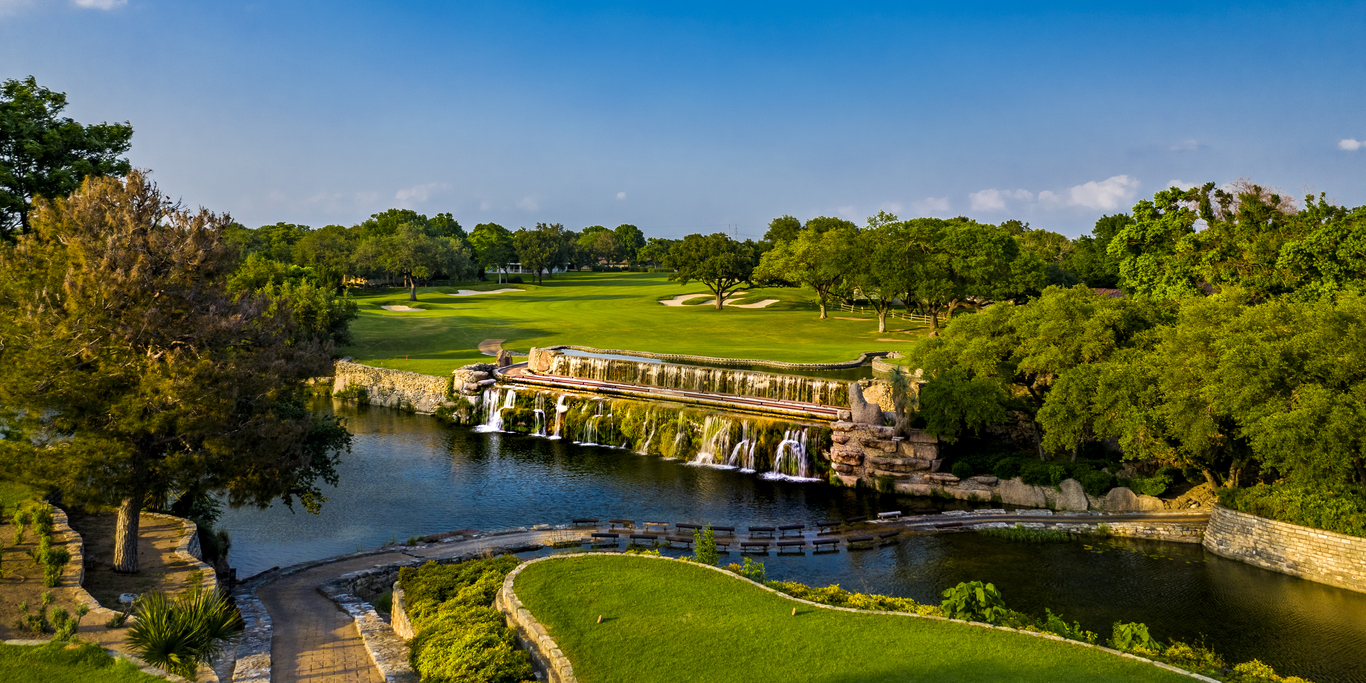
xmin=340 ymin=272 xmax=930 ymax=375
xmin=0 ymin=642 xmax=163 ymax=683
xmin=514 ymin=555 xmax=1191 ymax=683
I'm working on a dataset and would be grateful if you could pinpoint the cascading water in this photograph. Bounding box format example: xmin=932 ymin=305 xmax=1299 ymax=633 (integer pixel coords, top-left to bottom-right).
xmin=532 ymin=393 xmax=547 ymax=437
xmin=691 ymin=416 xmax=735 ymax=468
xmin=474 ymin=388 xmax=503 ymax=433
xmin=766 ymin=428 xmax=817 ymax=481
xmin=727 ymin=421 xmax=759 ymax=472
xmin=636 ymin=411 xmax=658 ymax=455
xmin=577 ymin=400 xmax=607 ymax=445
xmin=549 ymin=354 xmax=849 ymax=406
xmin=550 ymin=394 xmax=568 ymax=439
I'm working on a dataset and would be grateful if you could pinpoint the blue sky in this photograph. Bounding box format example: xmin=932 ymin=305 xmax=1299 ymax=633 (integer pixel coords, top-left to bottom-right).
xmin=3 ymin=1 xmax=1364 ymax=238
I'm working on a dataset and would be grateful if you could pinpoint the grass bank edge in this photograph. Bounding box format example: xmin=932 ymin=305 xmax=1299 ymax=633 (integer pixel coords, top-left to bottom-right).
xmin=511 ymin=553 xmax=1211 ymax=683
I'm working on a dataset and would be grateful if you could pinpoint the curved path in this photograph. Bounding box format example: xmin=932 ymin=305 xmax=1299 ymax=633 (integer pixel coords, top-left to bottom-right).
xmin=256 ymin=531 xmax=558 ymax=683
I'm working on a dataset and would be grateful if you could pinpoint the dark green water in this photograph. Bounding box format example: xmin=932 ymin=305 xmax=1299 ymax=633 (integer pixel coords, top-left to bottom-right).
xmin=220 ymin=402 xmax=1366 ymax=683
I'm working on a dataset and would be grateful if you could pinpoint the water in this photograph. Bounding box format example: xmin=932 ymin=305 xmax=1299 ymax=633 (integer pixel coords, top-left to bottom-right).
xmin=219 ymin=402 xmax=1366 ymax=683
xmin=548 ymin=354 xmax=852 ymax=405
xmin=557 ymin=347 xmax=873 ymax=381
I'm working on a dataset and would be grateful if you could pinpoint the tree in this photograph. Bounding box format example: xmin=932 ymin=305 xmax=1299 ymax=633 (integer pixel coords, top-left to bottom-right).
xmin=577 ymin=225 xmax=618 ymax=264
xmin=512 ymin=222 xmax=569 ymax=284
xmin=353 ymin=223 xmax=472 ymax=300
xmin=469 ymin=222 xmax=516 ymax=282
xmin=613 ymin=224 xmax=645 ymax=264
xmin=637 ymin=237 xmax=675 ymax=268
xmin=763 ymin=215 xmax=803 ymax=245
xmin=1 ymin=76 xmax=133 ymax=240
xmin=754 ymin=222 xmax=856 ymax=318
xmin=293 ymin=224 xmax=356 ymax=291
xmin=1062 ymin=214 xmax=1130 ymax=288
xmin=667 ymin=233 xmax=758 ymax=309
xmin=852 ymin=216 xmax=914 ymax=333
xmin=428 ymin=212 xmax=466 ymax=241
xmin=900 ymin=218 xmax=1046 ymax=330
xmin=0 ymin=172 xmax=350 ymax=572
xmin=804 ymin=216 xmax=858 ymax=235
xmin=355 ymin=208 xmax=428 ymax=241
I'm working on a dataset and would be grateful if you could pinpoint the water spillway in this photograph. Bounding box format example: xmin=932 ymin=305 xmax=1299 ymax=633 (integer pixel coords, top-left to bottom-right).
xmin=540 ymin=352 xmax=850 ymax=406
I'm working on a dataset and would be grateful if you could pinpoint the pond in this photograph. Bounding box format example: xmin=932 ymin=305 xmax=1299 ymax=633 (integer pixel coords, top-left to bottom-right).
xmin=219 ymin=402 xmax=1366 ymax=683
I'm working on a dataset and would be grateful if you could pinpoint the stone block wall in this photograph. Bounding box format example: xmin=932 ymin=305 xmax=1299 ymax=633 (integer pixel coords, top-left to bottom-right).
xmin=333 ymin=360 xmax=453 ymax=414
xmin=1203 ymin=505 xmax=1366 ymax=594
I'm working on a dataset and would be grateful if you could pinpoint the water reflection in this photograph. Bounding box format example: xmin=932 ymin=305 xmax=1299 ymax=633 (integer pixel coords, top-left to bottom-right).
xmin=219 ymin=402 xmax=1366 ymax=683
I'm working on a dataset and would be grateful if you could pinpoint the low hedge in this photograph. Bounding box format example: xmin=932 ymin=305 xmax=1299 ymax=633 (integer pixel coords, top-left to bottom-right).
xmin=397 ymin=556 xmax=533 ymax=683
xmin=1218 ymin=482 xmax=1366 ymax=538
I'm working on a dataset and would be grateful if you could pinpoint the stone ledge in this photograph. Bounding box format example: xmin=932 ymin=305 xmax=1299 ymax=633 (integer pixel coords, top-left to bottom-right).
xmin=506 ymin=554 xmax=1219 ymax=683
xmin=318 ymin=573 xmax=419 ymax=683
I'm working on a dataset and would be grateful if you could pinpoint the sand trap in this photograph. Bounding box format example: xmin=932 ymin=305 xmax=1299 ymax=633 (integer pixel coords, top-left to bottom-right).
xmin=447 ymin=288 xmax=523 ymax=296
xmin=478 ymin=339 xmax=505 ymax=356
xmin=726 ymin=299 xmax=779 ymax=309
xmin=876 ymin=338 xmax=912 ymax=342
xmin=659 ymin=293 xmax=712 ymax=306
xmin=381 ymin=305 xmax=424 ymax=311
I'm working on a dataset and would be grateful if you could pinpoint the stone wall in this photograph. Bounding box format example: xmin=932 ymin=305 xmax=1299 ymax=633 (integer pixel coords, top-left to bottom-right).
xmin=496 ymin=562 xmax=578 ymax=683
xmin=333 ymin=360 xmax=453 ymax=414
xmin=828 ymin=421 xmax=1181 ymax=513
xmin=1203 ymin=505 xmax=1366 ymax=594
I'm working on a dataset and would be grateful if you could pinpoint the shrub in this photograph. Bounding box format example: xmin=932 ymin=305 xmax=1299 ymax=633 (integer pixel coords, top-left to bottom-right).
xmin=1020 ymin=462 xmax=1052 ymax=486
xmin=1162 ymin=640 xmax=1224 ymax=672
xmin=768 ymin=581 xmax=939 ymax=617
xmin=1218 ymin=482 xmax=1366 ymax=537
xmin=1109 ymin=621 xmax=1161 ymax=654
xmin=507 ymin=275 xmax=523 ymax=284
xmin=693 ymin=525 xmax=718 ymax=566
xmin=940 ymin=581 xmax=1008 ymax=624
xmin=1048 ymin=464 xmax=1068 ymax=486
xmin=978 ymin=524 xmax=1073 ymax=543
xmin=1076 ymin=470 xmax=1116 ymax=496
xmin=126 ymin=589 xmax=243 ymax=680
xmin=399 ymin=557 xmax=532 ymax=683
xmin=1229 ymin=659 xmax=1310 ymax=683
xmin=950 ymin=461 xmax=974 ymax=480
xmin=1128 ymin=470 xmax=1172 ymax=497
xmin=1041 ymin=609 xmax=1097 ymax=644
xmin=992 ymin=458 xmax=1022 ymax=481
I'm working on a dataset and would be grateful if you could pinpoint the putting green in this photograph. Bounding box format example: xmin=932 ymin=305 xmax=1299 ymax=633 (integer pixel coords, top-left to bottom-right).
xmin=340 ymin=272 xmax=928 ymax=375
xmin=513 ymin=555 xmax=1192 ymax=683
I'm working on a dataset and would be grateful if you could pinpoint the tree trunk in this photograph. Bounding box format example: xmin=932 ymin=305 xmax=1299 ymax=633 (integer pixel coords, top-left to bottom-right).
xmin=1202 ymin=468 xmax=1221 ymax=489
xmin=112 ymin=488 xmax=144 ymax=573
xmin=877 ymin=307 xmax=888 ymax=333
xmin=818 ymin=300 xmax=827 ymax=319
xmin=409 ymin=280 xmax=417 ymax=301
xmin=714 ymin=289 xmax=724 ymax=310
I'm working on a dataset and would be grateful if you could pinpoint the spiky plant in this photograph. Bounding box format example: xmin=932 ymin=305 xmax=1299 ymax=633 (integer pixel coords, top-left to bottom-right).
xmin=126 ymin=593 xmax=210 ymax=679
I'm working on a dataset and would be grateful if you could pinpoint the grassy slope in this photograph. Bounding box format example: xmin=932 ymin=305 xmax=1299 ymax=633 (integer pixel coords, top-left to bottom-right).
xmin=514 ymin=555 xmax=1189 ymax=683
xmin=0 ymin=479 xmax=38 ymax=510
xmin=341 ymin=273 xmax=928 ymax=375
xmin=0 ymin=644 xmax=164 ymax=683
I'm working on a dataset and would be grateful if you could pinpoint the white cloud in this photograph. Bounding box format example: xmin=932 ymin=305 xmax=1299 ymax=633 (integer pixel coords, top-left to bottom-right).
xmin=1170 ymin=139 xmax=1201 ymax=152
xmin=1340 ymin=138 xmax=1364 ymax=151
xmin=517 ymin=196 xmax=538 ymax=211
xmin=969 ymin=189 xmax=1031 ymax=212
xmin=1165 ymin=179 xmax=1198 ymax=190
xmin=479 ymin=200 xmax=492 ymax=211
xmin=616 ymin=192 xmax=626 ymax=200
xmin=394 ymin=182 xmax=448 ymax=204
xmin=836 ymin=205 xmax=858 ymax=219
xmin=878 ymin=201 xmax=904 ymax=214
xmin=73 ymin=0 xmax=126 ymax=9
xmin=913 ymin=197 xmax=951 ymax=215
xmin=1064 ymin=175 xmax=1139 ymax=211
xmin=0 ymin=0 xmax=35 ymax=16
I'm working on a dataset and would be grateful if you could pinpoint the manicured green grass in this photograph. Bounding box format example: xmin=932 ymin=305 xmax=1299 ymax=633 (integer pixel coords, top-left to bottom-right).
xmin=514 ymin=555 xmax=1190 ymax=683
xmin=0 ymin=479 xmax=39 ymax=511
xmin=0 ymin=642 xmax=164 ymax=683
xmin=341 ymin=272 xmax=928 ymax=375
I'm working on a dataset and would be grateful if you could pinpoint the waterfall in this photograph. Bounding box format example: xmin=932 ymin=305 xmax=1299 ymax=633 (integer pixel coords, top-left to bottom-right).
xmin=550 ymin=394 xmax=568 ymax=439
xmin=636 ymin=410 xmax=657 ymax=455
xmin=766 ymin=428 xmax=817 ymax=481
xmin=691 ymin=416 xmax=735 ymax=468
xmin=548 ymin=354 xmax=850 ymax=406
xmin=577 ymin=400 xmax=606 ymax=445
xmin=474 ymin=387 xmax=512 ymax=433
xmin=728 ymin=421 xmax=758 ymax=472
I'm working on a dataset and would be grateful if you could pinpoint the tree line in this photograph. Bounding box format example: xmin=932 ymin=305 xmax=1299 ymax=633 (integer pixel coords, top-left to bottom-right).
xmin=906 ymin=181 xmax=1366 ymax=507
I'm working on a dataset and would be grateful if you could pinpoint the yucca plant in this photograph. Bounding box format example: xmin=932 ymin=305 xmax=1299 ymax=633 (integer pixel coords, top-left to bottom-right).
xmin=125 ymin=589 xmax=244 ymax=680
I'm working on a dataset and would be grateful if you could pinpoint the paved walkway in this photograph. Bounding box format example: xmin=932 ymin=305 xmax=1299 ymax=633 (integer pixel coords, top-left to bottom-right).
xmin=257 ymin=531 xmax=561 ymax=683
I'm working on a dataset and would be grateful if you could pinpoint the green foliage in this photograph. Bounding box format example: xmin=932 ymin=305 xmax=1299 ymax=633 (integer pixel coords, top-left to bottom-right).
xmin=1161 ymin=641 xmax=1224 ymax=675
xmin=399 ymin=557 xmax=532 ymax=683
xmin=1228 ymin=659 xmax=1312 ymax=683
xmin=1109 ymin=622 xmax=1162 ymax=654
xmin=1127 ymin=471 xmax=1172 ymax=497
xmin=692 ymin=525 xmax=718 ymax=566
xmin=950 ymin=461 xmax=974 ymax=480
xmin=768 ymin=581 xmax=940 ymax=617
xmin=354 ymin=222 xmax=472 ymax=299
xmin=511 ymin=222 xmax=571 ymax=284
xmin=667 ymin=233 xmax=759 ymax=310
xmin=725 ymin=557 xmax=767 ymax=583
xmin=1219 ymin=483 xmax=1366 ymax=537
xmin=978 ymin=524 xmax=1075 ymax=543
xmin=1042 ymin=609 xmax=1097 ymax=644
xmin=0 ymin=76 xmax=134 ymax=240
xmin=939 ymin=581 xmax=1009 ymax=624
xmin=125 ymin=590 xmax=244 ymax=680
xmin=0 ymin=640 xmax=166 ymax=683
xmin=1076 ymin=469 xmax=1116 ymax=497
xmin=753 ymin=221 xmax=858 ymax=318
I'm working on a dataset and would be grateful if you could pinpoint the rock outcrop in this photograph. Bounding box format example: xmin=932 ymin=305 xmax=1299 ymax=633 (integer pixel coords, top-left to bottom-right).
xmin=847 ymin=384 xmax=886 ymax=426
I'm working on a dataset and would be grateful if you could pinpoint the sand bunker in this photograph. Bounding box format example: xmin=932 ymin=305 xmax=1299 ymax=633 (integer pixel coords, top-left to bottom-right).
xmin=447 ymin=288 xmax=523 ymax=296
xmin=659 ymin=293 xmax=712 ymax=306
xmin=381 ymin=305 xmax=424 ymax=311
xmin=660 ymin=293 xmax=780 ymax=308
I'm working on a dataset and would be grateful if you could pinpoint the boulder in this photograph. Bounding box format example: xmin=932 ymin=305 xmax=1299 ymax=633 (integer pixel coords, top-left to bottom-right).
xmin=1136 ymin=494 xmax=1168 ymax=512
xmin=1053 ymin=478 xmax=1089 ymax=512
xmin=848 ymin=384 xmax=885 ymax=426
xmin=496 ymin=349 xmax=513 ymax=367
xmin=997 ymin=477 xmax=1048 ymax=508
xmin=970 ymin=475 xmax=998 ymax=485
xmin=895 ymin=482 xmax=934 ymax=497
xmin=526 ymin=347 xmax=555 ymax=374
xmin=926 ymin=472 xmax=960 ymax=483
xmin=1101 ymin=487 xmax=1140 ymax=512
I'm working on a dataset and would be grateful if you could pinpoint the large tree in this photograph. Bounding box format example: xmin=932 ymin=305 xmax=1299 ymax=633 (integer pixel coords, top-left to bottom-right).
xmin=353 ymin=222 xmax=471 ymax=300
xmin=754 ymin=221 xmax=857 ymax=318
xmin=0 ymin=172 xmax=350 ymax=572
xmin=1 ymin=76 xmax=133 ymax=240
xmin=613 ymin=224 xmax=646 ymax=264
xmin=667 ymin=233 xmax=758 ymax=309
xmin=512 ymin=222 xmax=569 ymax=284
xmin=469 ymin=222 xmax=516 ymax=282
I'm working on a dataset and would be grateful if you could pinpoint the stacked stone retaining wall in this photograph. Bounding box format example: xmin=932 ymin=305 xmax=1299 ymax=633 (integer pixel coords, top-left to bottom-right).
xmin=1203 ymin=505 xmax=1366 ymax=594
xmin=333 ymin=360 xmax=453 ymax=414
